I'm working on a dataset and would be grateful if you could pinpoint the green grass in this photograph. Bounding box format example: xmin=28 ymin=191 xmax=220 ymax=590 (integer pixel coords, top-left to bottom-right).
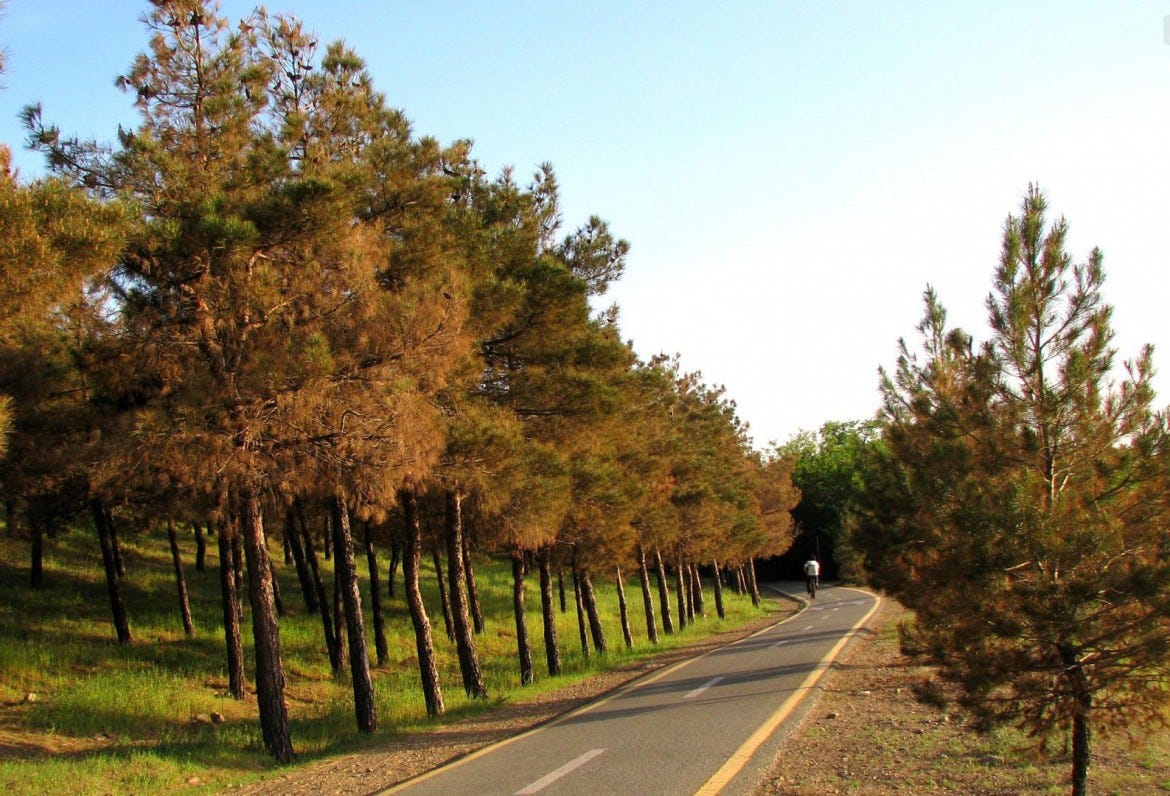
xmin=0 ymin=524 xmax=770 ymax=794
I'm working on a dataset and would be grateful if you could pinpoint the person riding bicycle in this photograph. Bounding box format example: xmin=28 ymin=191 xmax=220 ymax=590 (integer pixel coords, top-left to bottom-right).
xmin=803 ymin=557 xmax=820 ymax=596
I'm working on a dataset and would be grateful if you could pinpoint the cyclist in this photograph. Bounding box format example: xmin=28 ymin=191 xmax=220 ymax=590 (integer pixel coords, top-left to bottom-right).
xmin=803 ymin=557 xmax=820 ymax=597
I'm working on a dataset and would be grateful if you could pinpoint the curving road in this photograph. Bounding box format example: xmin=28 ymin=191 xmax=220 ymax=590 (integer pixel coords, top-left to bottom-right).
xmin=380 ymin=583 xmax=878 ymax=796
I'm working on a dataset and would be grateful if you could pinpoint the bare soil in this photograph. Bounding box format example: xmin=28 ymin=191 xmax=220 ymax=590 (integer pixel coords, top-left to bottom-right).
xmin=756 ymin=599 xmax=1170 ymax=795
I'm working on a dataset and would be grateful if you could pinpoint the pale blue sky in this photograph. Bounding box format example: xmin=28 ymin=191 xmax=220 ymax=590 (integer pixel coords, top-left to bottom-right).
xmin=2 ymin=2 xmax=1168 ymax=447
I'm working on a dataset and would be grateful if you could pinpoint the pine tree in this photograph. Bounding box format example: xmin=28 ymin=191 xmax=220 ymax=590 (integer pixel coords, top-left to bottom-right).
xmin=862 ymin=186 xmax=1170 ymax=796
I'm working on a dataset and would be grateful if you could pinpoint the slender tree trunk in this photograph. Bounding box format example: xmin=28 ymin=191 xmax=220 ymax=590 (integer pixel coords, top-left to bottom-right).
xmin=734 ymin=564 xmax=746 ymax=595
xmin=572 ymin=566 xmax=590 ymax=659
xmin=193 ymin=520 xmax=207 ymax=573
xmin=106 ymin=505 xmax=125 ymax=579
xmin=269 ymin=559 xmax=285 ymax=618
xmin=331 ymin=529 xmax=349 ymax=677
xmin=296 ymin=500 xmax=339 ymax=673
xmin=746 ymin=559 xmax=761 ymax=607
xmin=363 ymin=521 xmax=389 ymax=667
xmin=636 ymin=546 xmax=658 ymax=644
xmin=282 ymin=531 xmax=293 ymax=565
xmin=387 ymin=523 xmax=401 ymax=599
xmin=167 ymin=520 xmax=195 ymax=636
xmin=238 ymin=486 xmax=293 ymax=763
xmin=676 ymin=562 xmax=688 ymax=630
xmin=512 ymin=550 xmax=533 ymax=685
xmin=217 ymin=519 xmax=246 ymax=700
xmin=231 ymin=528 xmax=245 ymax=623
xmin=285 ymin=507 xmax=317 ymax=613
xmin=445 ymin=491 xmax=486 ymax=698
xmin=91 ymin=499 xmax=131 ymax=644
xmin=400 ymin=488 xmax=444 ymax=717
xmin=330 ymin=497 xmax=376 ymax=733
xmin=538 ymin=547 xmax=562 ymax=676
xmin=654 ymin=549 xmax=674 ymax=635
xmin=691 ymin=563 xmax=705 ymax=618
xmin=615 ymin=566 xmax=633 ymax=649
xmin=431 ymin=541 xmax=454 ymax=641
xmin=462 ymin=528 xmax=485 ymax=635
xmin=28 ymin=510 xmax=43 ymax=589
xmin=558 ymin=569 xmax=566 ymax=613
xmin=580 ymin=569 xmax=607 ymax=654
xmin=712 ymin=560 xmax=726 ymax=620
xmin=1061 ymin=645 xmax=1093 ymax=796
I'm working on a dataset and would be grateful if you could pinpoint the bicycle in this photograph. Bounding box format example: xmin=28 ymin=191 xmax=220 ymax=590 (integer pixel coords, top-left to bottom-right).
xmin=806 ymin=576 xmax=817 ymax=599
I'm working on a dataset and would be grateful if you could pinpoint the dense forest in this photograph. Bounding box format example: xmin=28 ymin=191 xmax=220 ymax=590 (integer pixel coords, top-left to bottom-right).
xmin=0 ymin=0 xmax=800 ymax=763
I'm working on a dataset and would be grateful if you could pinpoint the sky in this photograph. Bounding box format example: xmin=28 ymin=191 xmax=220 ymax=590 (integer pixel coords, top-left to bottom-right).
xmin=1 ymin=1 xmax=1167 ymax=449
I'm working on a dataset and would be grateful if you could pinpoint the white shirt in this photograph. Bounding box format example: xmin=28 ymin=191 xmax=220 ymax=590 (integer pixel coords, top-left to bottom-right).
xmin=803 ymin=560 xmax=820 ymax=577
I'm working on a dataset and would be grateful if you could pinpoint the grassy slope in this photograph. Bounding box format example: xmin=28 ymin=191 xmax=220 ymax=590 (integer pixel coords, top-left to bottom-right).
xmin=0 ymin=523 xmax=766 ymax=795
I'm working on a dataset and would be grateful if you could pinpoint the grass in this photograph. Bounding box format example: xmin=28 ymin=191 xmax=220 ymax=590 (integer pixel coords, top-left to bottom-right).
xmin=0 ymin=522 xmax=768 ymax=795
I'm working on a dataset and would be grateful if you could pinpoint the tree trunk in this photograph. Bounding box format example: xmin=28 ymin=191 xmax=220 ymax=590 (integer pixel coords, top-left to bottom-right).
xmin=654 ymin=549 xmax=674 ymax=635
xmin=579 ymin=569 xmax=607 ymax=654
xmin=284 ymin=507 xmax=318 ymax=613
xmin=237 ymin=486 xmax=293 ymax=763
xmin=1061 ymin=645 xmax=1093 ymax=796
xmin=636 ymin=547 xmax=658 ymax=644
xmin=91 ymin=499 xmax=131 ymax=644
xmin=572 ymin=566 xmax=590 ymax=659
xmin=615 ymin=566 xmax=633 ymax=649
xmin=283 ymin=531 xmax=293 ymax=565
xmin=331 ymin=527 xmax=349 ymax=677
xmin=400 ymin=487 xmax=444 ymax=717
xmin=746 ymin=559 xmax=761 ymax=607
xmin=558 ymin=568 xmax=566 ymax=613
xmin=106 ymin=505 xmax=125 ymax=579
xmin=167 ymin=519 xmax=195 ymax=636
xmin=193 ymin=520 xmax=207 ymax=573
xmin=330 ymin=497 xmax=377 ymax=733
xmin=296 ymin=500 xmax=339 ymax=674
xmin=230 ymin=527 xmax=245 ymax=623
xmin=712 ymin=560 xmax=726 ymax=620
xmin=691 ymin=563 xmax=705 ymax=618
xmin=462 ymin=528 xmax=485 ymax=635
xmin=512 ymin=550 xmax=533 ymax=685
xmin=445 ymin=491 xmax=486 ymax=698
xmin=363 ymin=521 xmax=389 ymax=667
xmin=538 ymin=547 xmax=562 ymax=676
xmin=676 ymin=562 xmax=688 ymax=629
xmin=217 ymin=519 xmax=246 ymax=700
xmin=431 ymin=541 xmax=454 ymax=641
xmin=29 ymin=509 xmax=43 ymax=589
xmin=269 ymin=559 xmax=285 ymax=618
xmin=387 ymin=523 xmax=401 ymax=599
xmin=735 ymin=564 xmax=746 ymax=595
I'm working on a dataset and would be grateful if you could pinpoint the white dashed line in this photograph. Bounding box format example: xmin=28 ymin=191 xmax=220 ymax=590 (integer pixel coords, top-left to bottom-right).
xmin=515 ymin=749 xmax=606 ymax=794
xmin=684 ymin=676 xmax=725 ymax=699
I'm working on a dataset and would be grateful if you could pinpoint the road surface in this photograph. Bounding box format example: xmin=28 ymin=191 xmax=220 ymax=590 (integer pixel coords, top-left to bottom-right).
xmin=381 ymin=583 xmax=878 ymax=796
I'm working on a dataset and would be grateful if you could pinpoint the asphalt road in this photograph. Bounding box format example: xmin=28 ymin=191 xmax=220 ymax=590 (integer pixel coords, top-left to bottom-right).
xmin=381 ymin=583 xmax=879 ymax=796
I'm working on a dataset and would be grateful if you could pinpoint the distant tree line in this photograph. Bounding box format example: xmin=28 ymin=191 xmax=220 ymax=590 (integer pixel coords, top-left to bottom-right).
xmin=0 ymin=1 xmax=799 ymax=762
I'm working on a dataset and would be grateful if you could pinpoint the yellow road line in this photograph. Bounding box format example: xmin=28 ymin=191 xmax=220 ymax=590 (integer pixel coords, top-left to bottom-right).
xmin=694 ymin=589 xmax=881 ymax=795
